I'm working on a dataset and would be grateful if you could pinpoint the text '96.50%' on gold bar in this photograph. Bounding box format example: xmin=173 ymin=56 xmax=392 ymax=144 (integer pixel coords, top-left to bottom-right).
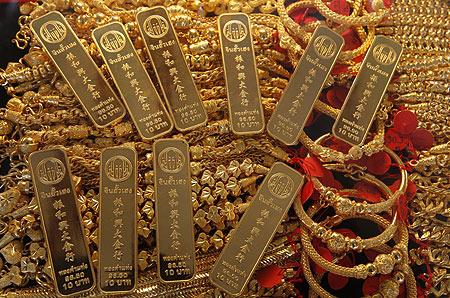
xmin=210 ymin=162 xmax=304 ymax=295
xmin=99 ymin=147 xmax=137 ymax=293
xmin=218 ymin=13 xmax=265 ymax=135
xmin=29 ymin=148 xmax=95 ymax=296
xmin=333 ymin=36 xmax=402 ymax=146
xmin=267 ymin=26 xmax=344 ymax=145
xmin=153 ymin=139 xmax=196 ymax=282
xmin=30 ymin=11 xmax=126 ymax=128
xmin=92 ymin=22 xmax=173 ymax=141
xmin=137 ymin=6 xmax=208 ymax=132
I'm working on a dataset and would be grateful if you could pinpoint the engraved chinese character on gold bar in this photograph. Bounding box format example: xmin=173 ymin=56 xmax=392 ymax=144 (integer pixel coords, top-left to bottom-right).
xmin=99 ymin=147 xmax=137 ymax=293
xmin=210 ymin=162 xmax=304 ymax=295
xmin=93 ymin=22 xmax=173 ymax=140
xmin=333 ymin=36 xmax=402 ymax=146
xmin=218 ymin=13 xmax=265 ymax=135
xmin=30 ymin=11 xmax=126 ymax=128
xmin=137 ymin=7 xmax=208 ymax=132
xmin=267 ymin=26 xmax=344 ymax=145
xmin=153 ymin=139 xmax=196 ymax=282
xmin=29 ymin=148 xmax=95 ymax=296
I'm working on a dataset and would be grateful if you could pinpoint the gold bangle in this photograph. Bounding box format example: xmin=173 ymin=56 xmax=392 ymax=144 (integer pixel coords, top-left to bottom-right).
xmin=310 ymin=146 xmax=408 ymax=215
xmin=282 ymin=0 xmax=376 ymax=61
xmin=311 ymin=0 xmax=387 ymax=26
xmin=296 ymin=191 xmax=399 ymax=254
xmin=300 ymin=218 xmax=408 ymax=279
xmin=301 ymin=248 xmax=416 ymax=298
xmin=300 ymin=125 xmax=386 ymax=162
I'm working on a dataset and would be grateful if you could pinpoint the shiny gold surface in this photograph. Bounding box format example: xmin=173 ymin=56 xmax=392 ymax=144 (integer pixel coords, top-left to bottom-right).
xmin=92 ymin=22 xmax=173 ymax=140
xmin=137 ymin=7 xmax=208 ymax=132
xmin=29 ymin=148 xmax=95 ymax=296
xmin=333 ymin=36 xmax=402 ymax=146
xmin=267 ymin=26 xmax=344 ymax=145
xmin=30 ymin=11 xmax=126 ymax=128
xmin=99 ymin=147 xmax=137 ymax=293
xmin=218 ymin=13 xmax=265 ymax=135
xmin=153 ymin=139 xmax=196 ymax=282
xmin=210 ymin=162 xmax=304 ymax=295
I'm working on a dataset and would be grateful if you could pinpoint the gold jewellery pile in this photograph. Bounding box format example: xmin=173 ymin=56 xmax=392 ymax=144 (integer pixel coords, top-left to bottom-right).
xmin=0 ymin=0 xmax=448 ymax=297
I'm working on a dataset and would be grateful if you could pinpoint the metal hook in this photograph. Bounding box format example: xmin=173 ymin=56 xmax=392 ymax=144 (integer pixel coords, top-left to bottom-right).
xmin=25 ymin=103 xmax=43 ymax=116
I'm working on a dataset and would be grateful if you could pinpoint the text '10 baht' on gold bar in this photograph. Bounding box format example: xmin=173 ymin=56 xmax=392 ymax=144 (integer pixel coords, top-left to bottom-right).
xmin=137 ymin=7 xmax=208 ymax=132
xmin=30 ymin=11 xmax=126 ymax=128
xmin=92 ymin=22 xmax=173 ymax=140
xmin=210 ymin=162 xmax=304 ymax=296
xmin=218 ymin=13 xmax=265 ymax=135
xmin=267 ymin=26 xmax=344 ymax=145
xmin=98 ymin=147 xmax=137 ymax=293
xmin=332 ymin=36 xmax=402 ymax=146
xmin=153 ymin=139 xmax=196 ymax=282
xmin=29 ymin=148 xmax=95 ymax=296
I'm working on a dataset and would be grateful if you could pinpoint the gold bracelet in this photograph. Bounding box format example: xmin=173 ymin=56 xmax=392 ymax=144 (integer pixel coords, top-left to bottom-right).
xmin=300 ymin=125 xmax=387 ymax=162
xmin=311 ymin=146 xmax=408 ymax=215
xmin=281 ymin=0 xmax=376 ymax=61
xmin=301 ymin=248 xmax=417 ymax=298
xmin=300 ymin=218 xmax=408 ymax=279
xmin=296 ymin=195 xmax=399 ymax=254
xmin=304 ymin=206 xmax=399 ymax=254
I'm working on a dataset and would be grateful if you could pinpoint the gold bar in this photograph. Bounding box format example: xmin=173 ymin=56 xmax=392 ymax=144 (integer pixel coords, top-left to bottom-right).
xmin=98 ymin=147 xmax=137 ymax=293
xmin=218 ymin=13 xmax=265 ymax=135
xmin=137 ymin=7 xmax=208 ymax=132
xmin=29 ymin=148 xmax=95 ymax=296
xmin=30 ymin=11 xmax=126 ymax=128
xmin=92 ymin=22 xmax=173 ymax=140
xmin=333 ymin=36 xmax=402 ymax=146
xmin=210 ymin=162 xmax=304 ymax=295
xmin=153 ymin=139 xmax=196 ymax=282
xmin=267 ymin=26 xmax=344 ymax=145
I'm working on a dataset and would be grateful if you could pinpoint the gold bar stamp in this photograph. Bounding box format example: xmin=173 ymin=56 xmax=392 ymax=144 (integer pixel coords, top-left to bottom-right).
xmin=267 ymin=26 xmax=344 ymax=145
xmin=92 ymin=22 xmax=173 ymax=140
xmin=99 ymin=147 xmax=137 ymax=293
xmin=218 ymin=13 xmax=265 ymax=135
xmin=333 ymin=36 xmax=402 ymax=146
xmin=210 ymin=162 xmax=304 ymax=295
xmin=29 ymin=148 xmax=95 ymax=296
xmin=137 ymin=7 xmax=208 ymax=131
xmin=153 ymin=139 xmax=196 ymax=282
xmin=30 ymin=11 xmax=126 ymax=128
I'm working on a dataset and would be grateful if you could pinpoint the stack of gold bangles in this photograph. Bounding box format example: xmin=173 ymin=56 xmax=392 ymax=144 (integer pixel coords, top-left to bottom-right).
xmin=294 ymin=135 xmax=416 ymax=297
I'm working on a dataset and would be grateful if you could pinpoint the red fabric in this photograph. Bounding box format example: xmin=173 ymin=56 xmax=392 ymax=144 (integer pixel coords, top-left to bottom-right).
xmin=342 ymin=29 xmax=362 ymax=51
xmin=300 ymin=179 xmax=315 ymax=204
xmin=393 ymin=110 xmax=418 ymax=135
xmin=256 ymin=264 xmax=284 ymax=288
xmin=354 ymin=181 xmax=382 ymax=203
xmin=326 ymin=86 xmax=348 ymax=109
xmin=385 ymin=129 xmax=409 ymax=151
xmin=362 ymin=276 xmax=380 ymax=296
xmin=328 ymin=0 xmax=351 ymax=16
xmin=366 ymin=151 xmax=392 ymax=175
xmin=411 ymin=128 xmax=434 ymax=151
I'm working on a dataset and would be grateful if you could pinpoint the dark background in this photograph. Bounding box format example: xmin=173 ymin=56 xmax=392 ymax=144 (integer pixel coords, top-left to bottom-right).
xmin=0 ymin=3 xmax=23 ymax=176
xmin=0 ymin=3 xmax=24 ymax=107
